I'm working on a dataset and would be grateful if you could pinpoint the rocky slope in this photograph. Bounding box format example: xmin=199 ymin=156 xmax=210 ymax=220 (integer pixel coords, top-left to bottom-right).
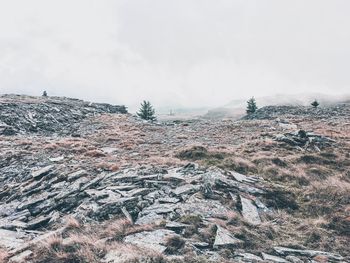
xmin=242 ymin=104 xmax=350 ymax=120
xmin=0 ymin=95 xmax=349 ymax=263
xmin=0 ymin=94 xmax=127 ymax=136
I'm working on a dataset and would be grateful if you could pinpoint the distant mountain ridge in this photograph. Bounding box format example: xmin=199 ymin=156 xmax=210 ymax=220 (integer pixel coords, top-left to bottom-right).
xmin=225 ymin=93 xmax=350 ymax=108
xmin=204 ymin=93 xmax=350 ymax=119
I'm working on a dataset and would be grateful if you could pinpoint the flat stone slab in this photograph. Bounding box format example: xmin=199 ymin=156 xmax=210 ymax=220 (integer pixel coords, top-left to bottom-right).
xmin=135 ymin=212 xmax=164 ymax=225
xmin=158 ymin=197 xmax=180 ymax=204
xmin=215 ymin=176 xmax=264 ymax=194
xmin=0 ymin=219 xmax=27 ymax=230
xmin=172 ymin=184 xmax=201 ymax=196
xmin=240 ymin=196 xmax=261 ymax=225
xmin=177 ymin=196 xmax=229 ymax=218
xmin=49 ymin=156 xmax=65 ymax=162
xmin=124 ymin=229 xmax=176 ymax=253
xmin=31 ymin=165 xmax=54 ymax=180
xmin=274 ymin=246 xmax=344 ymax=261
xmin=165 ymin=221 xmax=188 ymax=231
xmin=9 ymin=249 xmax=33 ymax=262
xmin=230 ymin=171 xmax=259 ymax=184
xmin=67 ymin=170 xmax=87 ymax=182
xmin=101 ymin=147 xmax=118 ymax=154
xmin=25 ymin=215 xmax=51 ymax=230
xmin=213 ymin=225 xmax=242 ymax=248
xmin=191 ymin=241 xmax=210 ymax=248
xmin=262 ymin=252 xmax=289 ymax=262
xmin=0 ymin=229 xmax=27 ymax=250
xmin=235 ymin=253 xmax=263 ymax=262
xmin=140 ymin=203 xmax=178 ymax=216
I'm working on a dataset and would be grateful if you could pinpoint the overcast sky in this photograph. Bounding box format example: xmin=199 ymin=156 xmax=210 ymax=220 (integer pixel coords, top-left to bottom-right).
xmin=0 ymin=0 xmax=349 ymax=109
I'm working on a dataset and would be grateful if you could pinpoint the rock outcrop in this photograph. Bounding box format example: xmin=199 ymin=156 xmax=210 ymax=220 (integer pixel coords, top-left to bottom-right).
xmin=0 ymin=94 xmax=127 ymax=136
xmin=242 ymin=104 xmax=350 ymax=120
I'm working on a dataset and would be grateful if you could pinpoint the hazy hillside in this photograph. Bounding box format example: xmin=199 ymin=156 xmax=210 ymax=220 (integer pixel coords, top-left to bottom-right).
xmin=203 ymin=93 xmax=350 ymax=119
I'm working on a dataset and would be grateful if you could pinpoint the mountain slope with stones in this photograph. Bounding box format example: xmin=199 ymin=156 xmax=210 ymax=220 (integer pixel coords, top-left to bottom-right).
xmin=0 ymin=95 xmax=349 ymax=263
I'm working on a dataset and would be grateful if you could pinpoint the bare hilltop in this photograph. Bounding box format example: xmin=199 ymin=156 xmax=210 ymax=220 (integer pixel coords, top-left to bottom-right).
xmin=0 ymin=95 xmax=349 ymax=263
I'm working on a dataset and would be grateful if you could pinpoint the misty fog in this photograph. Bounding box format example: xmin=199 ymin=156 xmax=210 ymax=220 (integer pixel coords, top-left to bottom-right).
xmin=0 ymin=0 xmax=349 ymax=110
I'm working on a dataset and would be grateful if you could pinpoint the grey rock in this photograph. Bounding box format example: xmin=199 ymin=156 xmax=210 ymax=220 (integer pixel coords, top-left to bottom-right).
xmin=0 ymin=229 xmax=27 ymax=250
xmin=135 ymin=212 xmax=164 ymax=225
xmin=261 ymin=252 xmax=289 ymax=262
xmin=163 ymin=170 xmax=187 ymax=183
xmin=6 ymin=210 xmax=30 ymax=222
xmin=172 ymin=184 xmax=201 ymax=196
xmin=285 ymin=255 xmax=304 ymax=263
xmin=240 ymin=196 xmax=261 ymax=225
xmin=165 ymin=221 xmax=188 ymax=232
xmin=16 ymin=194 xmax=49 ymax=211
xmin=141 ymin=203 xmax=178 ymax=216
xmin=213 ymin=225 xmax=242 ymax=248
xmin=8 ymin=249 xmax=33 ymax=263
xmin=230 ymin=171 xmax=259 ymax=184
xmin=31 ymin=165 xmax=54 ymax=180
xmin=124 ymin=229 xmax=177 ymax=253
xmin=80 ymin=173 xmax=106 ymax=191
xmin=177 ymin=196 xmax=229 ymax=218
xmin=215 ymin=176 xmax=264 ymax=194
xmin=121 ymin=207 xmax=133 ymax=223
xmin=67 ymin=170 xmax=87 ymax=182
xmin=235 ymin=253 xmax=263 ymax=262
xmin=191 ymin=241 xmax=210 ymax=249
xmin=84 ymin=189 xmax=110 ymax=199
xmin=274 ymin=246 xmax=344 ymax=261
xmin=101 ymin=147 xmax=118 ymax=154
xmin=49 ymin=156 xmax=65 ymax=162
xmin=125 ymin=188 xmax=153 ymax=197
xmin=0 ymin=95 xmax=127 ymax=136
xmin=274 ymin=129 xmax=336 ymax=151
xmin=158 ymin=197 xmax=180 ymax=204
xmin=25 ymin=215 xmax=51 ymax=230
xmin=93 ymin=196 xmax=139 ymax=219
xmin=0 ymin=219 xmax=27 ymax=230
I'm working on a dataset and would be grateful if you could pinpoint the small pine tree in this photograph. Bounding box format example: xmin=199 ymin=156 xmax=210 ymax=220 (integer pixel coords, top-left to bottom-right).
xmin=137 ymin=101 xmax=156 ymax=121
xmin=42 ymin=91 xmax=48 ymax=97
xmin=311 ymin=100 xmax=319 ymax=108
xmin=246 ymin=97 xmax=258 ymax=114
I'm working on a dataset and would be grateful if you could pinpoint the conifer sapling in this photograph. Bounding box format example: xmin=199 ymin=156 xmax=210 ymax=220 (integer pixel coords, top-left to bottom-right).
xmin=137 ymin=100 xmax=156 ymax=121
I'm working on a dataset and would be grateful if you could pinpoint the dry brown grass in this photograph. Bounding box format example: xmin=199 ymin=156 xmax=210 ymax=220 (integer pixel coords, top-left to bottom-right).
xmin=101 ymin=243 xmax=165 ymax=263
xmin=84 ymin=149 xmax=106 ymax=157
xmin=165 ymin=236 xmax=186 ymax=254
xmin=30 ymin=233 xmax=104 ymax=263
xmin=28 ymin=217 xmax=159 ymax=263
xmin=64 ymin=216 xmax=81 ymax=231
xmin=95 ymin=161 xmax=120 ymax=171
xmin=0 ymin=247 xmax=9 ymax=263
xmin=171 ymin=119 xmax=350 ymax=256
xmin=145 ymin=156 xmax=183 ymax=166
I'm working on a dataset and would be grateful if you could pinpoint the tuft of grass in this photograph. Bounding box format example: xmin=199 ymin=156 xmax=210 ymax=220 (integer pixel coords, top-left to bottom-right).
xmin=84 ymin=149 xmax=106 ymax=157
xmin=176 ymin=146 xmax=209 ymax=161
xmin=0 ymin=247 xmax=9 ymax=263
xmin=63 ymin=216 xmax=81 ymax=232
xmin=30 ymin=234 xmax=104 ymax=263
xmin=298 ymin=154 xmax=336 ymax=165
xmin=179 ymin=215 xmax=203 ymax=238
xmin=271 ymin=157 xmax=288 ymax=167
xmin=165 ymin=236 xmax=186 ymax=254
xmin=179 ymin=215 xmax=202 ymax=225
xmin=217 ymin=157 xmax=256 ymax=174
xmin=264 ymin=187 xmax=299 ymax=211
